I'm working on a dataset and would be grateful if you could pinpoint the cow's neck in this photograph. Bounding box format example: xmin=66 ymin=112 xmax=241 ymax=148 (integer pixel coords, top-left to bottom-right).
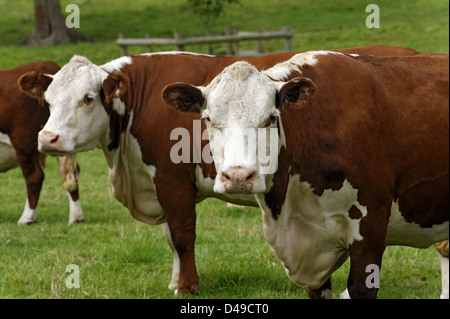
xmin=101 ymin=112 xmax=165 ymax=225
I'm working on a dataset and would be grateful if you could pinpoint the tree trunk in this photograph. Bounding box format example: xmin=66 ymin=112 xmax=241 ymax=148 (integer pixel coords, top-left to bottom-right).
xmin=24 ymin=0 xmax=92 ymax=47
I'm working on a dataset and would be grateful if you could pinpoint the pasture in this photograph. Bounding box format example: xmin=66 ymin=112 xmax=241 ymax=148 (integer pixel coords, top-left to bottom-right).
xmin=0 ymin=0 xmax=448 ymax=299
xmin=0 ymin=151 xmax=444 ymax=298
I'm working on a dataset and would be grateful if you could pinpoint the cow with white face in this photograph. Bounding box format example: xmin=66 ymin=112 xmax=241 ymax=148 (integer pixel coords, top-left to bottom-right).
xmin=162 ymin=51 xmax=449 ymax=298
xmin=188 ymin=62 xmax=289 ymax=195
xmin=18 ymin=52 xmax=303 ymax=295
xmin=163 ymin=60 xmax=317 ymax=197
xmin=1 ymin=61 xmax=84 ymax=225
xmin=24 ymin=57 xmax=111 ymax=155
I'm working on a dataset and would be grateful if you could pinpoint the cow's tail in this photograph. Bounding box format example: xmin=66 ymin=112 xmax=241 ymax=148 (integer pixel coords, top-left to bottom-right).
xmin=435 ymin=240 xmax=449 ymax=258
xmin=57 ymin=155 xmax=79 ymax=192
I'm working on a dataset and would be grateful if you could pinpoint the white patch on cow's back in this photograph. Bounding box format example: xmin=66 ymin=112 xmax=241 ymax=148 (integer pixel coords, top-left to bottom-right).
xmin=101 ymin=56 xmax=133 ymax=73
xmin=386 ymin=201 xmax=449 ymax=248
xmin=138 ymin=51 xmax=215 ymax=58
xmin=104 ymin=112 xmax=164 ymax=225
xmin=0 ymin=133 xmax=18 ymax=172
xmin=263 ymin=50 xmax=343 ymax=81
xmin=255 ymin=176 xmax=365 ymax=289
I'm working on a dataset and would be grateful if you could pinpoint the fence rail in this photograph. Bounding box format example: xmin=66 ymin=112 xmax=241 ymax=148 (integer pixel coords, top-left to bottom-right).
xmin=117 ymin=28 xmax=294 ymax=56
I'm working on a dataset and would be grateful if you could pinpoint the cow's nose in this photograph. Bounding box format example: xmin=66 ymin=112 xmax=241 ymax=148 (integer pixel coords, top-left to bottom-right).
xmin=221 ymin=167 xmax=258 ymax=193
xmin=39 ymin=131 xmax=60 ymax=151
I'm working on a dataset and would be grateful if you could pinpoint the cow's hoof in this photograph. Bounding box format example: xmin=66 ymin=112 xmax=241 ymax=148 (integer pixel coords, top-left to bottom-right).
xmin=17 ymin=218 xmax=37 ymax=226
xmin=69 ymin=217 xmax=85 ymax=225
xmin=174 ymin=285 xmax=199 ymax=296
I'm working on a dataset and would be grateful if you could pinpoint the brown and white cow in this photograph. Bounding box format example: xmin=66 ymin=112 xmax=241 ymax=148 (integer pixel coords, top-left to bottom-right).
xmin=19 ymin=45 xmax=440 ymax=296
xmin=0 ymin=61 xmax=84 ymax=224
xmin=162 ymin=51 xmax=449 ymax=298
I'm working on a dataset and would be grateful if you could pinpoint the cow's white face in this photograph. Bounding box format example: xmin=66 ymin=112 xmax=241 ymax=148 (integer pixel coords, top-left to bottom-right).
xmin=39 ymin=56 xmax=110 ymax=155
xmin=202 ymin=62 xmax=282 ymax=194
xmin=162 ymin=61 xmax=317 ymax=194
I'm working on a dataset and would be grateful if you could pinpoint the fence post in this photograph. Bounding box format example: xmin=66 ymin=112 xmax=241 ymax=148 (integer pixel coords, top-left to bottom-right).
xmin=174 ymin=30 xmax=185 ymax=51
xmin=257 ymin=27 xmax=262 ymax=53
xmin=233 ymin=29 xmax=240 ymax=56
xmin=119 ymin=33 xmax=127 ymax=56
xmin=145 ymin=33 xmax=152 ymax=53
xmin=284 ymin=27 xmax=292 ymax=52
xmin=225 ymin=27 xmax=234 ymax=56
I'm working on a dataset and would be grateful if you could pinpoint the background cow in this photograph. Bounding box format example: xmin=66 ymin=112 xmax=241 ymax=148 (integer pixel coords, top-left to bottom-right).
xmin=0 ymin=61 xmax=84 ymax=225
xmin=162 ymin=52 xmax=449 ymax=298
xmin=19 ymin=46 xmax=445 ymax=296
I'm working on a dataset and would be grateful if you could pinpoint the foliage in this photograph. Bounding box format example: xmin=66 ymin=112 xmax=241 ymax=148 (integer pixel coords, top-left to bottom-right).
xmin=185 ymin=0 xmax=240 ymax=33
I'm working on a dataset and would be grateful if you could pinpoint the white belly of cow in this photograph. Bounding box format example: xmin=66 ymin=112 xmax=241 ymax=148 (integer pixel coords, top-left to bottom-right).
xmin=386 ymin=201 xmax=449 ymax=247
xmin=255 ymin=174 xmax=449 ymax=290
xmin=255 ymin=175 xmax=365 ymax=289
xmin=105 ymin=131 xmax=164 ymax=225
xmin=0 ymin=133 xmax=18 ymax=172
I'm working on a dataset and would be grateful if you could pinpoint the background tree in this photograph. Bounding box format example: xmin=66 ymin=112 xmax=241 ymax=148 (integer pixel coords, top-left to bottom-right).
xmin=186 ymin=0 xmax=240 ymax=35
xmin=24 ymin=0 xmax=92 ymax=47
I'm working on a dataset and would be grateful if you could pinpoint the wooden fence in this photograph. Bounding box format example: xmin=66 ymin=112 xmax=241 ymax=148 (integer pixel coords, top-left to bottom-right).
xmin=117 ymin=28 xmax=294 ymax=56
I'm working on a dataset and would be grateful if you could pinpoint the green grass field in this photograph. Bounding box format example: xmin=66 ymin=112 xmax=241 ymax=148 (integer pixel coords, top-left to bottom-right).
xmin=0 ymin=0 xmax=448 ymax=299
xmin=0 ymin=151 xmax=444 ymax=299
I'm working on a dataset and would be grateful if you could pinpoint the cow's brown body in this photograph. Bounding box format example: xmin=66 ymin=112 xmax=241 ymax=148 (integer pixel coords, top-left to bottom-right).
xmin=163 ymin=51 xmax=449 ymax=298
xmin=100 ymin=46 xmax=424 ymax=293
xmin=268 ymin=52 xmax=448 ymax=298
xmin=0 ymin=61 xmax=83 ymax=224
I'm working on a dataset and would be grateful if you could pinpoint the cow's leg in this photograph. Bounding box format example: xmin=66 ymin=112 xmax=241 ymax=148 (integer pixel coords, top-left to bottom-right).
xmin=347 ymin=242 xmax=384 ymax=299
xmin=164 ymin=223 xmax=181 ymax=290
xmin=67 ymin=191 xmax=84 ymax=224
xmin=307 ymin=278 xmax=332 ymax=299
xmin=340 ymin=288 xmax=351 ymax=299
xmin=435 ymin=241 xmax=449 ymax=299
xmin=56 ymin=156 xmax=84 ymax=224
xmin=346 ymin=201 xmax=389 ymax=299
xmin=17 ymin=152 xmax=44 ymax=225
xmin=166 ymin=204 xmax=198 ymax=295
xmin=157 ymin=188 xmax=198 ymax=294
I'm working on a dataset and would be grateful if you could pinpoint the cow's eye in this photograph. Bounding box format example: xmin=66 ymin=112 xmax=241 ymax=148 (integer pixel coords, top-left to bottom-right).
xmin=83 ymin=95 xmax=94 ymax=105
xmin=265 ymin=114 xmax=277 ymax=127
xmin=205 ymin=117 xmax=212 ymax=125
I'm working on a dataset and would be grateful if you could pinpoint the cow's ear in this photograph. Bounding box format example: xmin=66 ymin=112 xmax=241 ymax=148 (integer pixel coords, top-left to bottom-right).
xmin=18 ymin=71 xmax=53 ymax=101
xmin=161 ymin=83 xmax=205 ymax=113
xmin=103 ymin=71 xmax=130 ymax=103
xmin=278 ymin=77 xmax=317 ymax=110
